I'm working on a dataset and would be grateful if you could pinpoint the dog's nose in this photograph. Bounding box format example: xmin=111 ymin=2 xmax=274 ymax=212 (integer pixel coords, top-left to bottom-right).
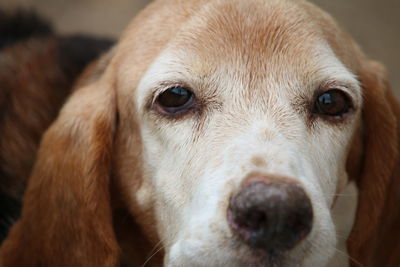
xmin=227 ymin=176 xmax=313 ymax=252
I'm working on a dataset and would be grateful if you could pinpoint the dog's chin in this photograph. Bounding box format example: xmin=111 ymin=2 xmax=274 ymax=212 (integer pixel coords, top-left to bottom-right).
xmin=165 ymin=238 xmax=312 ymax=267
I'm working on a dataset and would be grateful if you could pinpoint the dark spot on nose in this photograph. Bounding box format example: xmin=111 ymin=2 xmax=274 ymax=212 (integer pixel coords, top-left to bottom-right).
xmin=227 ymin=175 xmax=313 ymax=252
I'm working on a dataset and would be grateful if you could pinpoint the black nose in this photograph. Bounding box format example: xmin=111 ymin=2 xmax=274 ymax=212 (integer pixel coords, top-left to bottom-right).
xmin=227 ymin=176 xmax=313 ymax=252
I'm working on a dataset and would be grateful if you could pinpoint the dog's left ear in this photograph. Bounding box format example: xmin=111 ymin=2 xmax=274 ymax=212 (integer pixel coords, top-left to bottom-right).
xmin=347 ymin=60 xmax=400 ymax=267
xmin=0 ymin=67 xmax=120 ymax=266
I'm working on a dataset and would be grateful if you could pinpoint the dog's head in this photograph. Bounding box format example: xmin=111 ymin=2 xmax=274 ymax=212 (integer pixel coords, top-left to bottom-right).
xmin=1 ymin=0 xmax=399 ymax=266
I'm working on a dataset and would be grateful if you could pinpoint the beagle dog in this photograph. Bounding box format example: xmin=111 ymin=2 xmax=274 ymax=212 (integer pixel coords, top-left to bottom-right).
xmin=1 ymin=0 xmax=399 ymax=266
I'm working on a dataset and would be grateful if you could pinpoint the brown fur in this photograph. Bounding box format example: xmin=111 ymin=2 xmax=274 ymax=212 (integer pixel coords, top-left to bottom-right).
xmin=0 ymin=78 xmax=120 ymax=266
xmin=0 ymin=39 xmax=72 ymax=198
xmin=346 ymin=61 xmax=400 ymax=267
xmin=0 ymin=0 xmax=399 ymax=266
xmin=0 ymin=34 xmax=113 ymax=198
xmin=251 ymin=157 xmax=267 ymax=168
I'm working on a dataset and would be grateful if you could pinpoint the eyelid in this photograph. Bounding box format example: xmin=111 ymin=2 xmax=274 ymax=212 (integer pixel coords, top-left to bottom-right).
xmin=320 ymin=80 xmax=358 ymax=96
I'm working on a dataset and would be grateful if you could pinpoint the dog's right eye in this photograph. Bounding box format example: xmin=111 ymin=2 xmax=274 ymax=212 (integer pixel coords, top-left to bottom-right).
xmin=155 ymin=86 xmax=194 ymax=115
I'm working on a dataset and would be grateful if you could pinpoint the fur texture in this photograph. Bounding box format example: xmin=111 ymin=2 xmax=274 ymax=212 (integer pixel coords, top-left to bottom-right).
xmin=0 ymin=9 xmax=114 ymax=243
xmin=0 ymin=1 xmax=399 ymax=267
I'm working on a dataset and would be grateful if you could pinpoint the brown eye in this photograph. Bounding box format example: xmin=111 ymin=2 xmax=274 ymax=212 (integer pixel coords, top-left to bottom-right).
xmin=314 ymin=89 xmax=353 ymax=117
xmin=155 ymin=86 xmax=194 ymax=114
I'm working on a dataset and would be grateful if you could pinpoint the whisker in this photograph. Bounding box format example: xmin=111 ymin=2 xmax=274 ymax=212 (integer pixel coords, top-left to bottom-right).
xmin=306 ymin=241 xmax=337 ymax=260
xmin=146 ymin=239 xmax=163 ymax=258
xmin=328 ymin=193 xmax=357 ymax=197
xmin=141 ymin=243 xmax=165 ymax=267
xmin=306 ymin=240 xmax=363 ymax=267
xmin=335 ymin=233 xmax=350 ymax=240
xmin=331 ymin=247 xmax=363 ymax=267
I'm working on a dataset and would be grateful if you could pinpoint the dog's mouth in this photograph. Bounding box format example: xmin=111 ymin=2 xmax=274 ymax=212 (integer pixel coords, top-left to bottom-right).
xmin=165 ymin=233 xmax=312 ymax=267
xmin=230 ymin=244 xmax=289 ymax=267
xmin=227 ymin=234 xmax=313 ymax=267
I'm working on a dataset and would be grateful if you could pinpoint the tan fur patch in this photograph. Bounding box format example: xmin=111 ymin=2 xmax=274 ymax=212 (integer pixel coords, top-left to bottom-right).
xmin=251 ymin=156 xmax=267 ymax=168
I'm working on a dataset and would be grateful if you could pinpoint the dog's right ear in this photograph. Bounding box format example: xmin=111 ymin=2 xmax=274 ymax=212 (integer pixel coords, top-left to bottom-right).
xmin=346 ymin=60 xmax=400 ymax=267
xmin=0 ymin=60 xmax=120 ymax=266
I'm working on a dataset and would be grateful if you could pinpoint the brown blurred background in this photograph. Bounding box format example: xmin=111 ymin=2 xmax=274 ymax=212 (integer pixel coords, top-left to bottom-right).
xmin=1 ymin=0 xmax=399 ymax=97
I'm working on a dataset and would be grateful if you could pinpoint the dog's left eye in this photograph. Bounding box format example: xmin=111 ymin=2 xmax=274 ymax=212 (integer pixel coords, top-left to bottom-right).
xmin=155 ymin=86 xmax=194 ymax=114
xmin=313 ymin=89 xmax=353 ymax=118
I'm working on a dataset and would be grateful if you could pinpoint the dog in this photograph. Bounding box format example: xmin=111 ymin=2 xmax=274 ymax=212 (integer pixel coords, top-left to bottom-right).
xmin=1 ymin=0 xmax=399 ymax=266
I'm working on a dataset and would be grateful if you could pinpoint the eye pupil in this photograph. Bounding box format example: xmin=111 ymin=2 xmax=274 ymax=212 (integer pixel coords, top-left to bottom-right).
xmin=156 ymin=86 xmax=194 ymax=113
xmin=314 ymin=89 xmax=351 ymax=117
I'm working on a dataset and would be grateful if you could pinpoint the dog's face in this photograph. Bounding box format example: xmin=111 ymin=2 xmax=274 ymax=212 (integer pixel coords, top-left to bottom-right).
xmin=2 ymin=0 xmax=399 ymax=266
xmin=113 ymin=0 xmax=362 ymax=265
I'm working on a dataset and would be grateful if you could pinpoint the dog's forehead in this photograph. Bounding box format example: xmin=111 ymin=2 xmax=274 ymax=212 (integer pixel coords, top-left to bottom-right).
xmin=115 ymin=0 xmax=362 ymax=107
xmin=118 ymin=0 xmax=328 ymax=65
xmin=174 ymin=0 xmax=321 ymax=58
xmin=162 ymin=0 xmax=335 ymax=89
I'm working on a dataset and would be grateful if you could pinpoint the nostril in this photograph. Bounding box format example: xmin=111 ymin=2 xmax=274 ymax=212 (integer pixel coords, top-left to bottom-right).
xmin=227 ymin=177 xmax=313 ymax=252
xmin=243 ymin=209 xmax=267 ymax=230
xmin=231 ymin=208 xmax=268 ymax=235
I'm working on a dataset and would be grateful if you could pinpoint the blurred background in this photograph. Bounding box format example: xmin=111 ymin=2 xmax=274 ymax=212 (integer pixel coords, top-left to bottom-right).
xmin=1 ymin=0 xmax=399 ymax=97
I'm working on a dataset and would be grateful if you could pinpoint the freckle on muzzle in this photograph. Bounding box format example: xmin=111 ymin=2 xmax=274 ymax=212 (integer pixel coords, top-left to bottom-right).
xmin=227 ymin=175 xmax=313 ymax=253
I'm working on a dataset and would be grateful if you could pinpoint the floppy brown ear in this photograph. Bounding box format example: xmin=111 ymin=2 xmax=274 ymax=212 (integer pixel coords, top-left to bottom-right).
xmin=0 ymin=71 xmax=120 ymax=266
xmin=347 ymin=61 xmax=400 ymax=267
